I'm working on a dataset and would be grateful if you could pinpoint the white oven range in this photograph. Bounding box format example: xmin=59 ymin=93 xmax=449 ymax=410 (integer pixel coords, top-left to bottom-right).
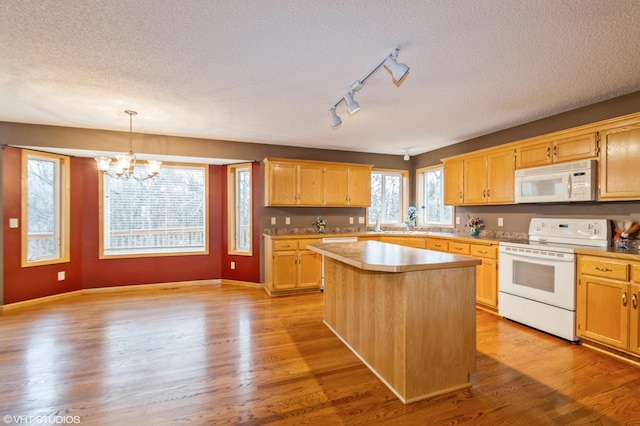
xmin=498 ymin=218 xmax=609 ymax=342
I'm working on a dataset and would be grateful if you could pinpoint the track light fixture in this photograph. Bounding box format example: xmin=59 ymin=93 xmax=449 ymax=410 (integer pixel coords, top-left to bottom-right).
xmin=329 ymin=46 xmax=409 ymax=128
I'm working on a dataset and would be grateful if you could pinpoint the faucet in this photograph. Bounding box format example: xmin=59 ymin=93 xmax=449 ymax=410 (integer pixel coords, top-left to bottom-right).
xmin=374 ymin=214 xmax=381 ymax=232
xmin=405 ymin=221 xmax=411 ymax=233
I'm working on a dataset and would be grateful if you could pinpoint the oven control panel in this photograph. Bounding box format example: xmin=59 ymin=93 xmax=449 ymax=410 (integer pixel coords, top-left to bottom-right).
xmin=528 ymin=218 xmax=610 ymax=246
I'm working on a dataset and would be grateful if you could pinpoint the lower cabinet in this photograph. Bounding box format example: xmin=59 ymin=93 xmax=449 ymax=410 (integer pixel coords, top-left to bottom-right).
xmin=576 ymin=255 xmax=640 ymax=358
xmin=427 ymin=237 xmax=498 ymax=310
xmin=264 ymin=236 xmax=322 ymax=295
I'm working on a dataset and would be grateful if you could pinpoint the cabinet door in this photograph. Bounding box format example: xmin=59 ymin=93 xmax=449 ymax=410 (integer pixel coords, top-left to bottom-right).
xmin=463 ymin=155 xmax=487 ymax=204
xmin=272 ymin=251 xmax=299 ymax=290
xmin=576 ymin=276 xmax=629 ymax=350
xmin=630 ymin=283 xmax=640 ymax=356
xmin=347 ymin=167 xmax=371 ymax=206
xmin=486 ymin=149 xmax=515 ymax=204
xmin=298 ymin=250 xmax=322 ymax=288
xmin=516 ymin=141 xmax=553 ymax=169
xmin=475 ymin=258 xmax=497 ymax=308
xmin=323 ymin=165 xmax=349 ymax=206
xmin=443 ymin=159 xmax=463 ymax=205
xmin=298 ymin=164 xmax=324 ymax=206
xmin=267 ymin=162 xmax=298 ymax=205
xmin=599 ymin=123 xmax=640 ymax=200
xmin=553 ymin=132 xmax=598 ymax=163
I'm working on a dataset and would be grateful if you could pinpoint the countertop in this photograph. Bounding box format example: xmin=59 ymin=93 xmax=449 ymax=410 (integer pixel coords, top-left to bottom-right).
xmin=264 ymin=230 xmax=504 ymax=245
xmin=307 ymin=240 xmax=481 ymax=273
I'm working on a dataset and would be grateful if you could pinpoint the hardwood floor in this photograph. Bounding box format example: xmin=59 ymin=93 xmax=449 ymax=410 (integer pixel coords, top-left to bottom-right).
xmin=1 ymin=283 xmax=640 ymax=425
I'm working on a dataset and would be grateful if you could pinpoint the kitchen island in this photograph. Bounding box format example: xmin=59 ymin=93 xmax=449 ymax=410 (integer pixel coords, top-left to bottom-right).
xmin=308 ymin=240 xmax=481 ymax=404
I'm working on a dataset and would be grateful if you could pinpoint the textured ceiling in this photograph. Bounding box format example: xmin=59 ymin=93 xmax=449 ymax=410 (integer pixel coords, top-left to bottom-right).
xmin=1 ymin=0 xmax=640 ymax=158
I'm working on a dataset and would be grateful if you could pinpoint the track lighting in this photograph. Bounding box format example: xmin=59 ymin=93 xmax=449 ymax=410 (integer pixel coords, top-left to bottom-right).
xmin=344 ymin=91 xmax=360 ymax=114
xmin=329 ymin=46 xmax=409 ymax=128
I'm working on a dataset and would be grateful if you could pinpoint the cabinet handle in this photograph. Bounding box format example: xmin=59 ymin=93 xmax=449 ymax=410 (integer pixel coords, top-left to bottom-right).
xmin=483 ymin=189 xmax=486 ymax=198
xmin=434 ymin=244 xmax=441 ymax=248
xmin=454 ymin=247 xmax=463 ymax=250
xmin=553 ymin=145 xmax=557 ymax=157
xmin=622 ymin=292 xmax=627 ymax=306
xmin=593 ymin=266 xmax=612 ymax=272
xmin=546 ymin=146 xmax=551 ymax=159
xmin=487 ymin=188 xmax=490 ymax=198
xmin=478 ymin=250 xmax=488 ymax=254
xmin=633 ymin=293 xmax=638 ymax=309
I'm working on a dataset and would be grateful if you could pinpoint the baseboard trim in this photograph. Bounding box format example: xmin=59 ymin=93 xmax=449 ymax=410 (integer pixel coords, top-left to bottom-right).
xmin=1 ymin=279 xmax=263 ymax=311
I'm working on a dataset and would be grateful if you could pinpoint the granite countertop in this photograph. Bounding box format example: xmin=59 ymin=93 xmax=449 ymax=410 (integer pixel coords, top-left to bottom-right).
xmin=308 ymin=240 xmax=481 ymax=273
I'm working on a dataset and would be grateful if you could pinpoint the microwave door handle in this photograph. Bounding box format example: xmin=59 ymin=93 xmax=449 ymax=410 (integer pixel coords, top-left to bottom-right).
xmin=566 ymin=174 xmax=572 ymax=200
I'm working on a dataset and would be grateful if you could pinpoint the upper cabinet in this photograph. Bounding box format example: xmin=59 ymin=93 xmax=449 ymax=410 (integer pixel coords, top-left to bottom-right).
xmin=443 ymin=158 xmax=463 ymax=205
xmin=516 ymin=131 xmax=598 ymax=169
xmin=598 ymin=120 xmax=640 ymax=201
xmin=264 ymin=158 xmax=372 ymax=207
xmin=453 ymin=147 xmax=516 ymax=206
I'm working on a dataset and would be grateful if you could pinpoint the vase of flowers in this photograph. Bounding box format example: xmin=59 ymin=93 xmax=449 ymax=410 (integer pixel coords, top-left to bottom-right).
xmin=465 ymin=215 xmax=484 ymax=236
xmin=407 ymin=206 xmax=418 ymax=227
xmin=313 ymin=216 xmax=327 ymax=233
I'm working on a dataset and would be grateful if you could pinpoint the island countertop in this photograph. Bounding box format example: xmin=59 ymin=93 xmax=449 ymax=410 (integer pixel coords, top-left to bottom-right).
xmin=308 ymin=240 xmax=480 ymax=273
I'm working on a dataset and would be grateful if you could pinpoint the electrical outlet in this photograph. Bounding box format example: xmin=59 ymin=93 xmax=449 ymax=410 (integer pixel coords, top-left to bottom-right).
xmin=285 ymin=217 xmax=290 ymax=225
xmin=498 ymin=217 xmax=504 ymax=227
xmin=58 ymin=271 xmax=65 ymax=281
xmin=456 ymin=216 xmax=460 ymax=225
xmin=231 ymin=262 xmax=236 ymax=270
xmin=9 ymin=218 xmax=19 ymax=228
xmin=358 ymin=217 xmax=365 ymax=224
xmin=349 ymin=217 xmax=354 ymax=224
xmin=271 ymin=217 xmax=276 ymax=225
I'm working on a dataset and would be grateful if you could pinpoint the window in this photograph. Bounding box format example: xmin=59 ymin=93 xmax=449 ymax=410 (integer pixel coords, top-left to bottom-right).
xmin=368 ymin=169 xmax=408 ymax=225
xmin=22 ymin=150 xmax=70 ymax=267
xmin=100 ymin=163 xmax=208 ymax=257
xmin=227 ymin=163 xmax=252 ymax=255
xmin=416 ymin=165 xmax=454 ymax=226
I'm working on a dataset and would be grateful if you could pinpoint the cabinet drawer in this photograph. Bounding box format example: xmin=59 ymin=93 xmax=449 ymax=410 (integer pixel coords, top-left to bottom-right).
xmin=273 ymin=240 xmax=298 ymax=251
xmin=427 ymin=239 xmax=449 ymax=252
xmin=631 ymin=264 xmax=640 ymax=283
xmin=470 ymin=244 xmax=498 ymax=259
xmin=299 ymin=239 xmax=322 ymax=250
xmin=580 ymin=257 xmax=629 ymax=281
xmin=449 ymin=242 xmax=470 ymax=255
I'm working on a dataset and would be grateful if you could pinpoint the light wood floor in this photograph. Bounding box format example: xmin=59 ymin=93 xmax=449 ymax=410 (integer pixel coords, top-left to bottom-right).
xmin=1 ymin=283 xmax=640 ymax=425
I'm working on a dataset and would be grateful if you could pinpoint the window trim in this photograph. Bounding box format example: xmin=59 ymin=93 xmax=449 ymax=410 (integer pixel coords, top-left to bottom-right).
xmin=367 ymin=168 xmax=409 ymax=226
xmin=98 ymin=161 xmax=209 ymax=259
xmin=227 ymin=163 xmax=253 ymax=256
xmin=416 ymin=164 xmax=455 ymax=228
xmin=21 ymin=149 xmax=71 ymax=267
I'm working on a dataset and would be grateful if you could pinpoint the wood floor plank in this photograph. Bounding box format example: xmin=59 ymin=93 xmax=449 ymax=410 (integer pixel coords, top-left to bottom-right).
xmin=1 ymin=283 xmax=640 ymax=425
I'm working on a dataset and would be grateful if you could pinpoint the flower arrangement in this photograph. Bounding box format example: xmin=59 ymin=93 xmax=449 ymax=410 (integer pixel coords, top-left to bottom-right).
xmin=407 ymin=206 xmax=418 ymax=226
xmin=313 ymin=216 xmax=327 ymax=233
xmin=465 ymin=215 xmax=484 ymax=236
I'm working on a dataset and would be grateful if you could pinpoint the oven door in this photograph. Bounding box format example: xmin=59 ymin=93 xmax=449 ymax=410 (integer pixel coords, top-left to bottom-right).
xmin=498 ymin=247 xmax=575 ymax=310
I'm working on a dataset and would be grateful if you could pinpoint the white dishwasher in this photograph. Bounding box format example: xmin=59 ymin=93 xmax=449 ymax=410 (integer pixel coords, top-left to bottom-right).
xmin=320 ymin=237 xmax=358 ymax=290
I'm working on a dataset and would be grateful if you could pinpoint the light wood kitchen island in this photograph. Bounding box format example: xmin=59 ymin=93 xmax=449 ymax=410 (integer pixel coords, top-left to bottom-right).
xmin=308 ymin=240 xmax=481 ymax=404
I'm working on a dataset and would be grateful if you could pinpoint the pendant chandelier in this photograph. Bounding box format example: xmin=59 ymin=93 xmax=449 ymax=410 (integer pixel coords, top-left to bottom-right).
xmin=94 ymin=110 xmax=162 ymax=181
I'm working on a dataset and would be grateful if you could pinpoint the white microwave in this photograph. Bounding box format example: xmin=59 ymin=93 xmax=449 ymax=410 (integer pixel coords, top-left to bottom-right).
xmin=514 ymin=160 xmax=597 ymax=203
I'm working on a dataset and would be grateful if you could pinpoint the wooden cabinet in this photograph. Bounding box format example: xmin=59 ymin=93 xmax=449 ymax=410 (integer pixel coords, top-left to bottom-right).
xmin=598 ymin=122 xmax=640 ymax=201
xmin=264 ymin=158 xmax=371 ymax=207
xmin=427 ymin=237 xmax=498 ymax=310
xmin=323 ymin=164 xmax=372 ymax=207
xmin=264 ymin=159 xmax=324 ymax=206
xmin=462 ymin=148 xmax=515 ymax=205
xmin=443 ymin=158 xmax=463 ymax=205
xmin=264 ymin=236 xmax=322 ymax=295
xmin=379 ymin=235 xmax=426 ymax=249
xmin=470 ymin=244 xmax=498 ymax=309
xmin=576 ymin=255 xmax=640 ymax=358
xmin=516 ymin=131 xmax=598 ymax=169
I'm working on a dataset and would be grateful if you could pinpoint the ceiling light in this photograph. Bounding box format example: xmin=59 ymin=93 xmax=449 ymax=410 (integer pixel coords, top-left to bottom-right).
xmin=404 ymin=151 xmax=410 ymax=161
xmin=328 ymin=46 xmax=409 ymax=127
xmin=329 ymin=107 xmax=342 ymax=127
xmin=95 ymin=110 xmax=162 ymax=181
xmin=344 ymin=91 xmax=360 ymax=114
xmin=384 ymin=55 xmax=410 ymax=82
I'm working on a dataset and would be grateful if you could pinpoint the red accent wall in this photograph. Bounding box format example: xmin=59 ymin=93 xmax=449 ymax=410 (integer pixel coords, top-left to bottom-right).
xmin=2 ymin=149 xmax=260 ymax=305
xmin=221 ymin=162 xmax=261 ymax=282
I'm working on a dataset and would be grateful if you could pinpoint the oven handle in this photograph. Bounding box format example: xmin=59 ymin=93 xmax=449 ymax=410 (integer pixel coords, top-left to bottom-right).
xmin=499 ymin=250 xmax=574 ymax=262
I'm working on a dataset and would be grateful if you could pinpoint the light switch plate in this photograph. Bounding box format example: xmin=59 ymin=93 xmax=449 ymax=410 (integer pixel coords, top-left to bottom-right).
xmin=349 ymin=217 xmax=354 ymax=224
xmin=498 ymin=217 xmax=504 ymax=227
xmin=285 ymin=217 xmax=290 ymax=225
xmin=358 ymin=217 xmax=365 ymax=224
xmin=271 ymin=217 xmax=276 ymax=225
xmin=9 ymin=218 xmax=19 ymax=228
